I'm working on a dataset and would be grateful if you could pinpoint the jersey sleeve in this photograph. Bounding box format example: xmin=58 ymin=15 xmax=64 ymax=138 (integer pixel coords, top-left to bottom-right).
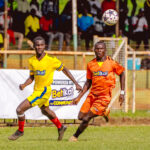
xmin=53 ymin=57 xmax=64 ymax=71
xmin=86 ymin=63 xmax=92 ymax=79
xmin=28 ymin=59 xmax=34 ymax=76
xmin=113 ymin=60 xmax=125 ymax=75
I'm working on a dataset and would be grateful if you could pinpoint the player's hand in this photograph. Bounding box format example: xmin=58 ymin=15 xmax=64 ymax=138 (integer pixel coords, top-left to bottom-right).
xmin=119 ymin=94 xmax=125 ymax=106
xmin=19 ymin=84 xmax=25 ymax=90
xmin=75 ymin=84 xmax=82 ymax=92
xmin=70 ymin=98 xmax=80 ymax=105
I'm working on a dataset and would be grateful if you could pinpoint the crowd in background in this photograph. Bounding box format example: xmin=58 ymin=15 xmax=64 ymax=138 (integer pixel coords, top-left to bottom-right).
xmin=0 ymin=0 xmax=150 ymax=52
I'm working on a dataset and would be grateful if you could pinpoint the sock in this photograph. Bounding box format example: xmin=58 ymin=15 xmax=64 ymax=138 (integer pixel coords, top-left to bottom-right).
xmin=74 ymin=128 xmax=82 ymax=138
xmin=18 ymin=120 xmax=25 ymax=132
xmin=50 ymin=118 xmax=62 ymax=129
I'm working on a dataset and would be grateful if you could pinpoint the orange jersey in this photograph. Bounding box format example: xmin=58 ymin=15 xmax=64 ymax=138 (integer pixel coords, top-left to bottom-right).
xmin=87 ymin=56 xmax=124 ymax=95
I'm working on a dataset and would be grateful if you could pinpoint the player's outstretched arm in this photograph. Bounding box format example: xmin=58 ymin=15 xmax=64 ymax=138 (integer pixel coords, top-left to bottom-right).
xmin=71 ymin=79 xmax=92 ymax=105
xmin=19 ymin=75 xmax=34 ymax=90
xmin=119 ymin=72 xmax=125 ymax=106
xmin=62 ymin=66 xmax=82 ymax=91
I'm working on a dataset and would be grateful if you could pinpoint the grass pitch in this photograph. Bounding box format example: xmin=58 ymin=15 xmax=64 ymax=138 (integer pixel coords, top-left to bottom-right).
xmin=1 ymin=126 xmax=150 ymax=150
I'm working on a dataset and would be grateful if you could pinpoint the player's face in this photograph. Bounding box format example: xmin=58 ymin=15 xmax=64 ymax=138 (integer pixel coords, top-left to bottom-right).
xmin=94 ymin=43 xmax=106 ymax=59
xmin=34 ymin=40 xmax=45 ymax=55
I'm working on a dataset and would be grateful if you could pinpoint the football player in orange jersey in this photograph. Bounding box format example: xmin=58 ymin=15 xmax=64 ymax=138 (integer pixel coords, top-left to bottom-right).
xmin=69 ymin=40 xmax=125 ymax=141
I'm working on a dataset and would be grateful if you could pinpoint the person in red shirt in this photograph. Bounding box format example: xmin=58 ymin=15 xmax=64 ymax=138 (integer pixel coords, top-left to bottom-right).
xmin=101 ymin=0 xmax=116 ymax=13
xmin=69 ymin=40 xmax=125 ymax=141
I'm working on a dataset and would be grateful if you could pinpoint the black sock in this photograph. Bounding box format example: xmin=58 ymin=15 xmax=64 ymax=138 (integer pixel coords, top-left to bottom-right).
xmin=74 ymin=128 xmax=82 ymax=138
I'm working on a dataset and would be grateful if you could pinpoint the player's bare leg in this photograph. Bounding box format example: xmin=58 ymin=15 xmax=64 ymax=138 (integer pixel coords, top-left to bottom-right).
xmin=8 ymin=99 xmax=32 ymax=140
xmin=69 ymin=111 xmax=96 ymax=142
xmin=41 ymin=106 xmax=67 ymax=141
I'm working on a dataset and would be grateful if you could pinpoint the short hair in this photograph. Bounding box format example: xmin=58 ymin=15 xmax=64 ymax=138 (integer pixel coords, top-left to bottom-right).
xmin=94 ymin=40 xmax=106 ymax=48
xmin=33 ymin=36 xmax=45 ymax=45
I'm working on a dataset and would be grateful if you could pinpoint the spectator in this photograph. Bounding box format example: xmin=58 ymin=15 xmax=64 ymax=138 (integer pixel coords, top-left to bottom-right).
xmin=93 ymin=10 xmax=105 ymax=37
xmin=30 ymin=0 xmax=39 ymax=10
xmin=8 ymin=0 xmax=18 ymax=12
xmin=0 ymin=0 xmax=4 ymax=12
xmin=62 ymin=15 xmax=72 ymax=51
xmin=124 ymin=16 xmax=133 ymax=44
xmin=17 ymin=0 xmax=30 ymax=14
xmin=39 ymin=11 xmax=53 ymax=46
xmin=144 ymin=0 xmax=150 ymax=38
xmin=47 ymin=14 xmax=64 ymax=51
xmin=132 ymin=8 xmax=149 ymax=50
xmin=119 ymin=0 xmax=128 ymax=32
xmin=77 ymin=0 xmax=91 ymax=14
xmin=0 ymin=11 xmax=24 ymax=50
xmin=24 ymin=8 xmax=40 ymax=45
xmin=30 ymin=0 xmax=42 ymax=18
xmin=62 ymin=0 xmax=72 ymax=15
xmin=11 ymin=9 xmax=25 ymax=35
xmin=61 ymin=2 xmax=72 ymax=50
xmin=88 ymin=0 xmax=101 ymax=17
xmin=101 ymin=0 xmax=116 ymax=14
xmin=0 ymin=25 xmax=4 ymax=49
xmin=16 ymin=0 xmax=30 ymax=32
xmin=8 ymin=0 xmax=25 ymax=35
xmin=130 ymin=0 xmax=137 ymax=17
xmin=141 ymin=57 xmax=150 ymax=69
xmin=78 ymin=8 xmax=94 ymax=51
xmin=40 ymin=11 xmax=64 ymax=51
xmin=41 ymin=0 xmax=58 ymax=16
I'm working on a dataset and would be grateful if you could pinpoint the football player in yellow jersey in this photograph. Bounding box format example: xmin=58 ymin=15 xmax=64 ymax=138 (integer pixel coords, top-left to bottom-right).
xmin=8 ymin=36 xmax=82 ymax=141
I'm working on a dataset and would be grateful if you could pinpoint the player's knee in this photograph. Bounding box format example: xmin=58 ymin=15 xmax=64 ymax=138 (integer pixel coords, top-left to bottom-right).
xmin=16 ymin=107 xmax=23 ymax=114
xmin=82 ymin=116 xmax=91 ymax=123
xmin=41 ymin=109 xmax=47 ymax=115
xmin=78 ymin=112 xmax=85 ymax=120
xmin=41 ymin=107 xmax=49 ymax=115
xmin=78 ymin=116 xmax=83 ymax=120
xmin=78 ymin=114 xmax=83 ymax=120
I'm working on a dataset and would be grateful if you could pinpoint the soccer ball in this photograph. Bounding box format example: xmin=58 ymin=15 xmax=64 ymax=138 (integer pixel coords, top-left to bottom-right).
xmin=102 ymin=9 xmax=119 ymax=26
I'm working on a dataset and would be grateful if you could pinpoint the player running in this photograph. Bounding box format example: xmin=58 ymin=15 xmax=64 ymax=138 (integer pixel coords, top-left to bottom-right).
xmin=69 ymin=40 xmax=125 ymax=141
xmin=8 ymin=36 xmax=82 ymax=141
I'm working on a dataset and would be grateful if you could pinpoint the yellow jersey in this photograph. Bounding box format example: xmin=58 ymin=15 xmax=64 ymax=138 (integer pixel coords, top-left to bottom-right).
xmin=28 ymin=54 xmax=63 ymax=91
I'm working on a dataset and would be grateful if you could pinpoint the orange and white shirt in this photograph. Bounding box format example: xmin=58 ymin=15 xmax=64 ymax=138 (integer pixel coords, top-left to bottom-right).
xmin=87 ymin=56 xmax=124 ymax=95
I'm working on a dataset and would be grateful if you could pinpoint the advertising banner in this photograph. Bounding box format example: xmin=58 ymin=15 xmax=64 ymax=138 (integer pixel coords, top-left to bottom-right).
xmin=0 ymin=69 xmax=88 ymax=119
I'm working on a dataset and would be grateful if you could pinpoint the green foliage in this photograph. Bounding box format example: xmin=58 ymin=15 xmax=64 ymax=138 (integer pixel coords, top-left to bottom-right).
xmin=1 ymin=126 xmax=150 ymax=150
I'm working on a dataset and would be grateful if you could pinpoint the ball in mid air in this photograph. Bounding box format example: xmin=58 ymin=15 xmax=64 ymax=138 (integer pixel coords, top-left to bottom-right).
xmin=102 ymin=9 xmax=119 ymax=26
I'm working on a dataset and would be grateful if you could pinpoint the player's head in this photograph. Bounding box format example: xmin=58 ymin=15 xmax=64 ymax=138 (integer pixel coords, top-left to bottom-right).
xmin=94 ymin=41 xmax=106 ymax=59
xmin=33 ymin=36 xmax=45 ymax=55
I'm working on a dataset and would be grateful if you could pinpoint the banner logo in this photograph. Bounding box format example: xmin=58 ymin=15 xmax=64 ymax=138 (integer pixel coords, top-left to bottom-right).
xmin=35 ymin=70 xmax=46 ymax=76
xmin=52 ymin=87 xmax=74 ymax=99
xmin=49 ymin=100 xmax=73 ymax=106
xmin=93 ymin=71 xmax=108 ymax=76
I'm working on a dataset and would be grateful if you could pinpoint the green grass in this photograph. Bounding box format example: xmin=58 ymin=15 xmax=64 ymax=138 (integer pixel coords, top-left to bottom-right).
xmin=110 ymin=110 xmax=150 ymax=118
xmin=1 ymin=126 xmax=150 ymax=150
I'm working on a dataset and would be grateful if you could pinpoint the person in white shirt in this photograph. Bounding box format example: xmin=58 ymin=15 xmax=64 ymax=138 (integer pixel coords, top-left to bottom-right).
xmin=93 ymin=11 xmax=105 ymax=36
xmin=88 ymin=0 xmax=101 ymax=17
xmin=17 ymin=0 xmax=30 ymax=14
xmin=132 ymin=8 xmax=149 ymax=50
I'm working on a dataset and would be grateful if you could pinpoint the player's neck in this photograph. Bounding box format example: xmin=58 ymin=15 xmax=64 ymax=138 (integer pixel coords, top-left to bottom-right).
xmin=36 ymin=52 xmax=46 ymax=61
xmin=96 ymin=56 xmax=106 ymax=62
